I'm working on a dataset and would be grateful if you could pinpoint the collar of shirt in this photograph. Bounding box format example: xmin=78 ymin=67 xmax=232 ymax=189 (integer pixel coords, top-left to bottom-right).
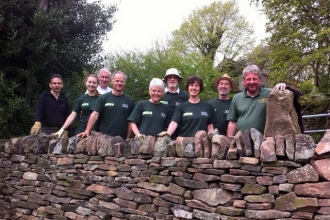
xmin=165 ymin=87 xmax=180 ymax=94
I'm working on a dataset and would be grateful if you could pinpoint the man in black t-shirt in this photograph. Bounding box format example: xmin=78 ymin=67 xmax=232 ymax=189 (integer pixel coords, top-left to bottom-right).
xmin=208 ymin=73 xmax=235 ymax=135
xmin=160 ymin=68 xmax=188 ymax=139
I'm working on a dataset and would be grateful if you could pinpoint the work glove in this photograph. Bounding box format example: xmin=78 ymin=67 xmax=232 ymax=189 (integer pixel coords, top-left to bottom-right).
xmin=136 ymin=134 xmax=145 ymax=139
xmin=30 ymin=121 xmax=41 ymax=135
xmin=51 ymin=128 xmax=64 ymax=138
xmin=157 ymin=131 xmax=169 ymax=137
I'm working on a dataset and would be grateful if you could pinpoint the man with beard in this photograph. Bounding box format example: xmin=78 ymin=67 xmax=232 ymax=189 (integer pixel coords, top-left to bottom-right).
xmin=208 ymin=73 xmax=235 ymax=135
xmin=226 ymin=65 xmax=286 ymax=136
xmin=78 ymin=71 xmax=135 ymax=140
xmin=160 ymin=68 xmax=188 ymax=139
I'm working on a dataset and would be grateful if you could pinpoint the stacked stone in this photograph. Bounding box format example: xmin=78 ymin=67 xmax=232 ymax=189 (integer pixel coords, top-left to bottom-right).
xmin=2 ymin=129 xmax=330 ymax=219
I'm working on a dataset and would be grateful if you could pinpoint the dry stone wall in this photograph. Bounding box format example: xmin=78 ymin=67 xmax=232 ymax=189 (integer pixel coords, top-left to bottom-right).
xmin=1 ymin=128 xmax=330 ymax=220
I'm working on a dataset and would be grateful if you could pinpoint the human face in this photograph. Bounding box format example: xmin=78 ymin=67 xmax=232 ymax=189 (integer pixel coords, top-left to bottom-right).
xmin=217 ymin=79 xmax=231 ymax=97
xmin=86 ymin=76 xmax=98 ymax=92
xmin=149 ymin=86 xmax=164 ymax=103
xmin=49 ymin=77 xmax=63 ymax=93
xmin=188 ymin=81 xmax=200 ymax=97
xmin=243 ymin=73 xmax=261 ymax=94
xmin=111 ymin=73 xmax=126 ymax=93
xmin=98 ymin=71 xmax=110 ymax=89
xmin=166 ymin=75 xmax=179 ymax=89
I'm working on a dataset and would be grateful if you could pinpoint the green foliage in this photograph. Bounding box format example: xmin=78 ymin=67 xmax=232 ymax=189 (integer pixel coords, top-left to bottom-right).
xmin=169 ymin=0 xmax=255 ymax=62
xmin=300 ymin=79 xmax=314 ymax=94
xmin=318 ymin=73 xmax=330 ymax=94
xmin=106 ymin=43 xmax=219 ymax=102
xmin=0 ymin=73 xmax=32 ymax=138
xmin=0 ymin=0 xmax=116 ymax=138
xmin=251 ymin=0 xmax=330 ymax=92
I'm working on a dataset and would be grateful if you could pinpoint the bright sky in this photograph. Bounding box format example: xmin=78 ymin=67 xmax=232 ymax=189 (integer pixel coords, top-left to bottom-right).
xmin=101 ymin=0 xmax=267 ymax=53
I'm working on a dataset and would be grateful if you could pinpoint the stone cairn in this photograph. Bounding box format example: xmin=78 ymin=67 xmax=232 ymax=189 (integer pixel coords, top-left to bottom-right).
xmin=0 ymin=90 xmax=330 ymax=220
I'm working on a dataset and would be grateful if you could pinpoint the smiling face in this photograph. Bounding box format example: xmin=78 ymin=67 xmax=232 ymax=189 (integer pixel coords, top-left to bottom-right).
xmin=188 ymin=81 xmax=201 ymax=97
xmin=217 ymin=79 xmax=232 ymax=97
xmin=165 ymin=75 xmax=180 ymax=90
xmin=243 ymin=72 xmax=261 ymax=95
xmin=98 ymin=71 xmax=111 ymax=89
xmin=86 ymin=76 xmax=98 ymax=92
xmin=111 ymin=72 xmax=126 ymax=93
xmin=149 ymin=85 xmax=164 ymax=103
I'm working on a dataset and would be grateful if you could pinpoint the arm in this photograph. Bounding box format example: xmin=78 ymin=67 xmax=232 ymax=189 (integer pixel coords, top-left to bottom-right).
xmin=166 ymin=121 xmax=178 ymax=137
xmin=227 ymin=121 xmax=237 ymax=136
xmin=130 ymin=122 xmax=140 ymax=136
xmin=77 ymin=111 xmax=99 ymax=138
xmin=52 ymin=111 xmax=77 ymax=137
xmin=207 ymin=124 xmax=214 ymax=133
xmin=62 ymin=112 xmax=77 ymax=129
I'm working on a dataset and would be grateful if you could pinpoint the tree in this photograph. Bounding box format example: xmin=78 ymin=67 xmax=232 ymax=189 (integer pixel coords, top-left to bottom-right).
xmin=168 ymin=0 xmax=255 ymax=64
xmin=0 ymin=0 xmax=116 ymax=138
xmin=251 ymin=0 xmax=330 ymax=90
xmin=106 ymin=42 xmax=219 ymax=102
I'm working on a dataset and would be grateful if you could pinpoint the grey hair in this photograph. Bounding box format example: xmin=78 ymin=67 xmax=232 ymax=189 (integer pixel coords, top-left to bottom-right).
xmin=242 ymin=64 xmax=263 ymax=79
xmin=112 ymin=70 xmax=127 ymax=82
xmin=149 ymin=78 xmax=165 ymax=91
xmin=99 ymin=68 xmax=111 ymax=78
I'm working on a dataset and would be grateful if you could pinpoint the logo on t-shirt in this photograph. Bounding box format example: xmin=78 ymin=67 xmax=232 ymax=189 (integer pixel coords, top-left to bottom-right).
xmin=175 ymin=102 xmax=180 ymax=106
xmin=122 ymin=103 xmax=129 ymax=108
xmin=225 ymin=110 xmax=229 ymax=114
xmin=82 ymin=103 xmax=89 ymax=106
xmin=258 ymin=98 xmax=268 ymax=104
xmin=105 ymin=103 xmax=114 ymax=106
xmin=183 ymin=112 xmax=193 ymax=117
xmin=161 ymin=113 xmax=166 ymax=118
xmin=201 ymin=111 xmax=208 ymax=116
xmin=143 ymin=111 xmax=152 ymax=115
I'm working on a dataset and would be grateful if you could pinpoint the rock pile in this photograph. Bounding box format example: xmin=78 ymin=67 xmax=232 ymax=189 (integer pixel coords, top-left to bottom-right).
xmin=1 ymin=129 xmax=330 ymax=219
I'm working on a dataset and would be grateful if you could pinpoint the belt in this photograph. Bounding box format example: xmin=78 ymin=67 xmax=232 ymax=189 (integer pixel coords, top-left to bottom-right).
xmin=42 ymin=126 xmax=61 ymax=130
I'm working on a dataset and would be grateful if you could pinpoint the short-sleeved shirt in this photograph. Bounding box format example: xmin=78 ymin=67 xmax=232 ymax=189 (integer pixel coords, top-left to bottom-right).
xmin=208 ymin=97 xmax=232 ymax=135
xmin=172 ymin=100 xmax=217 ymax=137
xmin=160 ymin=90 xmax=189 ymax=116
xmin=72 ymin=94 xmax=99 ymax=134
xmin=92 ymin=92 xmax=135 ymax=139
xmin=127 ymin=100 xmax=169 ymax=137
xmin=160 ymin=89 xmax=188 ymax=138
xmin=226 ymin=87 xmax=271 ymax=134
xmin=85 ymin=86 xmax=111 ymax=95
xmin=34 ymin=91 xmax=70 ymax=127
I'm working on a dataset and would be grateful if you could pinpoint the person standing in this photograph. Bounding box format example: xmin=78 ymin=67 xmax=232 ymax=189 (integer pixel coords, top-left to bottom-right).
xmin=78 ymin=71 xmax=135 ymax=140
xmin=208 ymin=73 xmax=234 ymax=135
xmin=128 ymin=78 xmax=169 ymax=138
xmin=159 ymin=76 xmax=217 ymax=138
xmin=226 ymin=64 xmax=286 ymax=136
xmin=160 ymin=68 xmax=188 ymax=139
xmin=86 ymin=68 xmax=112 ymax=95
xmin=30 ymin=74 xmax=70 ymax=135
xmin=52 ymin=74 xmax=100 ymax=137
